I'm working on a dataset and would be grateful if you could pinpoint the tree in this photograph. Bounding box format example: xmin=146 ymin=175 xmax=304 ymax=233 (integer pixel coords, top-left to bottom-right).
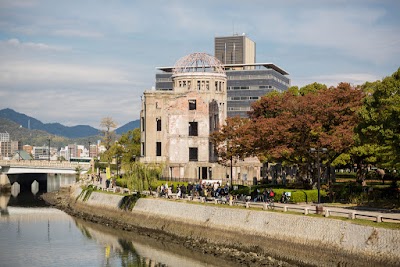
xmin=213 ymin=83 xmax=363 ymax=185
xmin=99 ymin=117 xmax=117 ymax=167
xmin=118 ymin=128 xmax=141 ymax=165
xmin=299 ymin=82 xmax=327 ymax=95
xmin=100 ymin=117 xmax=117 ymax=151
xmin=356 ymin=68 xmax=400 ymax=171
xmin=123 ymin=162 xmax=162 ymax=192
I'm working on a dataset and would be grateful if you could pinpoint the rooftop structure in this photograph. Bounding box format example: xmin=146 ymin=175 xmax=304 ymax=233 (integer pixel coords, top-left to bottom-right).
xmin=214 ymin=35 xmax=256 ymax=65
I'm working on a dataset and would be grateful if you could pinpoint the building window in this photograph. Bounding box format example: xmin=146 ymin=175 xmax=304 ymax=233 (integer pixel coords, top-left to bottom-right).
xmin=141 ymin=117 xmax=145 ymax=132
xmin=141 ymin=142 xmax=145 ymax=156
xmin=189 ymin=99 xmax=196 ymax=110
xmin=189 ymin=122 xmax=198 ymax=136
xmin=156 ymin=118 xmax=161 ymax=131
xmin=197 ymin=80 xmax=201 ymax=90
xmin=189 ymin=147 xmax=198 ymax=161
xmin=156 ymin=142 xmax=161 ymax=156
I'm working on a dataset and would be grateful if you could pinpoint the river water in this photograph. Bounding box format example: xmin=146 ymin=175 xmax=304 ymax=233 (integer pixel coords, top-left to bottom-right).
xmin=0 ymin=191 xmax=238 ymax=267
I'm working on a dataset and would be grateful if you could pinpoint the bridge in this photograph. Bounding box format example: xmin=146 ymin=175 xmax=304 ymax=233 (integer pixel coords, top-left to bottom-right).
xmin=0 ymin=160 xmax=91 ymax=193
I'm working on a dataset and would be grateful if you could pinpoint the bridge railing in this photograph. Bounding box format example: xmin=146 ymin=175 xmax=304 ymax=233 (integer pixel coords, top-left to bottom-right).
xmin=0 ymin=160 xmax=90 ymax=169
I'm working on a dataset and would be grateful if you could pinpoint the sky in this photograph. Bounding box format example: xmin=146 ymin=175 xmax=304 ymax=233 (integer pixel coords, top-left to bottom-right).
xmin=0 ymin=0 xmax=399 ymax=128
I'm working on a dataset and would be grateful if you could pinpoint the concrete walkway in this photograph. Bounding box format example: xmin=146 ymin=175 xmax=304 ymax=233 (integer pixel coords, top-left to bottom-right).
xmin=272 ymin=202 xmax=400 ymax=223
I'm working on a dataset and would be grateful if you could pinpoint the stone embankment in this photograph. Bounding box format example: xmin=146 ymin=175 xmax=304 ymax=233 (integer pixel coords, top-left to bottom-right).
xmin=43 ymin=185 xmax=400 ymax=267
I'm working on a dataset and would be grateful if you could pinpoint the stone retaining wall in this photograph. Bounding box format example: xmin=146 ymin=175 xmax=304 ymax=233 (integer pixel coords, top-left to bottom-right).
xmin=73 ymin=186 xmax=400 ymax=266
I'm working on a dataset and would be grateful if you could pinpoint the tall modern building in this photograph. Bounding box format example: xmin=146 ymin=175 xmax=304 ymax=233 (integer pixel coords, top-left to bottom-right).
xmin=214 ymin=35 xmax=255 ymax=65
xmin=155 ymin=35 xmax=290 ymax=118
xmin=140 ymin=53 xmax=261 ymax=181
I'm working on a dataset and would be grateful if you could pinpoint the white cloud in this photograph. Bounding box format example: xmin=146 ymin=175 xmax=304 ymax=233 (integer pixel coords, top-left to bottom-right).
xmin=0 ymin=38 xmax=69 ymax=51
xmin=0 ymin=60 xmax=134 ymax=86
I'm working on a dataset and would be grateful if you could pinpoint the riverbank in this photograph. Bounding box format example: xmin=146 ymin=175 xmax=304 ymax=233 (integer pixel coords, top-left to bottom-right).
xmin=42 ymin=185 xmax=400 ymax=267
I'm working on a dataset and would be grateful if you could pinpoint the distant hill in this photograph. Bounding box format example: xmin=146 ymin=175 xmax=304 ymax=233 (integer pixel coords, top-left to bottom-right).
xmin=116 ymin=120 xmax=140 ymax=134
xmin=0 ymin=117 xmax=101 ymax=148
xmin=0 ymin=108 xmax=100 ymax=138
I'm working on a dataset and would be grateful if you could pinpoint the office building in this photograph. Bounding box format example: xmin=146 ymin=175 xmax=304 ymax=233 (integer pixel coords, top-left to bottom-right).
xmin=214 ymin=34 xmax=255 ymax=65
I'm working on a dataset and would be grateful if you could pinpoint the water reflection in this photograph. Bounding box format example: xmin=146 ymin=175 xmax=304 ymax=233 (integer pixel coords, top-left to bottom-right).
xmin=74 ymin=218 xmax=234 ymax=267
xmin=0 ymin=192 xmax=237 ymax=267
xmin=0 ymin=192 xmax=10 ymax=216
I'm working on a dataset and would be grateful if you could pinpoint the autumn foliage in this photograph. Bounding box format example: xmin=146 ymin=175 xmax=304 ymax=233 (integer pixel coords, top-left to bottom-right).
xmin=212 ymin=83 xmax=364 ymax=170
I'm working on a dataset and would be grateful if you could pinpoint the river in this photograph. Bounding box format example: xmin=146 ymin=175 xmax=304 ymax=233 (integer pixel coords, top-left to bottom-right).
xmin=0 ymin=191 xmax=239 ymax=267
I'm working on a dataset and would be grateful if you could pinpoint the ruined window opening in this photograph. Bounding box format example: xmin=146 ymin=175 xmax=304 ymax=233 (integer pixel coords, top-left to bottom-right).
xmin=189 ymin=121 xmax=198 ymax=136
xmin=156 ymin=118 xmax=161 ymax=131
xmin=189 ymin=99 xmax=196 ymax=110
xmin=197 ymin=80 xmax=201 ymax=90
xmin=188 ymin=81 xmax=191 ymax=89
xmin=179 ymin=81 xmax=182 ymax=87
xmin=183 ymin=81 xmax=186 ymax=87
xmin=215 ymin=81 xmax=218 ymax=91
xmin=206 ymin=81 xmax=209 ymax=90
xmin=189 ymin=147 xmax=198 ymax=161
xmin=141 ymin=117 xmax=145 ymax=132
xmin=156 ymin=142 xmax=161 ymax=156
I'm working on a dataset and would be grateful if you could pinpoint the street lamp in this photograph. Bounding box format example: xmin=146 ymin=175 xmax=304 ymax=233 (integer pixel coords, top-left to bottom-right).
xmin=310 ymin=147 xmax=327 ymax=212
xmin=230 ymin=154 xmax=233 ymax=190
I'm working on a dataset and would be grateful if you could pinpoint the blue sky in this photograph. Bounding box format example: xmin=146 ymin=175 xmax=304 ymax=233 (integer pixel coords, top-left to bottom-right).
xmin=0 ymin=0 xmax=399 ymax=128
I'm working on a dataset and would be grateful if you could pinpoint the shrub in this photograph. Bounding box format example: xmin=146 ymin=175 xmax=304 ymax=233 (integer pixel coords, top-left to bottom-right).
xmin=116 ymin=178 xmax=128 ymax=188
xmin=336 ymin=172 xmax=356 ymax=179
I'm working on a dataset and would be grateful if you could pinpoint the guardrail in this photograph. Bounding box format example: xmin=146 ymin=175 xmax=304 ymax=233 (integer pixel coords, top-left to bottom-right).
xmin=0 ymin=160 xmax=90 ymax=169
xmin=153 ymin=193 xmax=400 ymax=224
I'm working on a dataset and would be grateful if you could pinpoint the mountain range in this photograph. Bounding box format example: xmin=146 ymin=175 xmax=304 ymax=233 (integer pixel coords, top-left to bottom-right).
xmin=0 ymin=108 xmax=139 ymax=139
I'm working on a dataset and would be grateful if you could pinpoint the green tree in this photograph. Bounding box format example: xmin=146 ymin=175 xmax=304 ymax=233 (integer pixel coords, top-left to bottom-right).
xmin=99 ymin=117 xmax=117 ymax=167
xmin=118 ymin=128 xmax=141 ymax=165
xmin=299 ymin=82 xmax=327 ymax=95
xmin=356 ymin=68 xmax=400 ymax=171
xmin=123 ymin=162 xmax=162 ymax=192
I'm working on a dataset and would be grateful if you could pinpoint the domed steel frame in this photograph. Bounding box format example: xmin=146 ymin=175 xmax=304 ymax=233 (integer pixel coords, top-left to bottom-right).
xmin=173 ymin=52 xmax=225 ymax=75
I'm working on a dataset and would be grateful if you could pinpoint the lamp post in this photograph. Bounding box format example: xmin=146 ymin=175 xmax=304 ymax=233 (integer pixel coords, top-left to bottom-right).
xmin=230 ymin=154 xmax=233 ymax=191
xmin=88 ymin=141 xmax=91 ymax=158
xmin=310 ymin=147 xmax=327 ymax=213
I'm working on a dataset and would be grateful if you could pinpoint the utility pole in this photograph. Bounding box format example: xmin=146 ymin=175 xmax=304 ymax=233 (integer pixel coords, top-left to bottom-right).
xmin=48 ymin=138 xmax=51 ymax=162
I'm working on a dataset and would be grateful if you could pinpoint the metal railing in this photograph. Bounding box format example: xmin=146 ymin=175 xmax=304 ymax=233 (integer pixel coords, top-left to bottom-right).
xmin=0 ymin=159 xmax=90 ymax=169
